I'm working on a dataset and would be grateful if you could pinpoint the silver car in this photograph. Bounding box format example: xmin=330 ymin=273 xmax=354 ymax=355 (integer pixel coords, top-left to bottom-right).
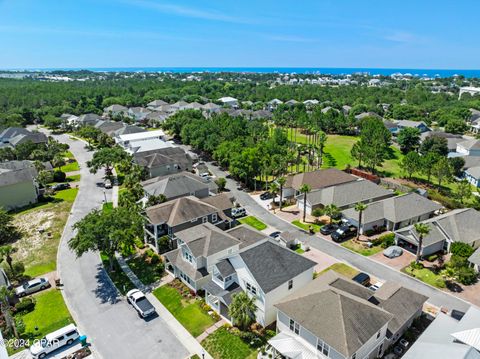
xmin=15 ymin=277 xmax=50 ymax=297
xmin=383 ymin=246 xmax=403 ymax=259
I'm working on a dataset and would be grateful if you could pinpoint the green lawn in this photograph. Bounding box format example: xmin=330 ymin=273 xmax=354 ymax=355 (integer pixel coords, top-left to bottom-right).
xmin=319 ymin=263 xmax=359 ymax=278
xmin=66 ymin=174 xmax=81 ymax=182
xmin=404 ymin=266 xmax=446 ymax=288
xmin=341 ymin=240 xmax=383 ymax=256
xmin=201 ymin=327 xmax=257 ymax=359
xmin=53 ymin=187 xmax=79 ymax=203
xmin=127 ymin=255 xmax=164 ymax=285
xmin=103 ymin=202 xmax=113 ymax=213
xmin=100 ymin=253 xmax=135 ymax=295
xmin=291 ymin=220 xmax=322 ymax=233
xmin=153 ymin=285 xmax=216 ymax=337
xmin=60 ymin=161 xmax=80 ymax=172
xmin=17 ymin=290 xmax=74 ymax=340
xmin=238 ymin=216 xmax=267 ymax=231
xmin=63 ymin=151 xmax=75 ymax=159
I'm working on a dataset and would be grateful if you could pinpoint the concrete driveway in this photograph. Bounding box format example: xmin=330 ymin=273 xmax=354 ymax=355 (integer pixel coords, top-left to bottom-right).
xmin=38 ymin=129 xmax=189 ymax=359
xmin=371 ymin=249 xmax=415 ymax=271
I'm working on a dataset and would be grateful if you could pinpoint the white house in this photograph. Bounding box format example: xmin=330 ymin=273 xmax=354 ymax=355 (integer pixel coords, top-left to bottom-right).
xmin=115 ymin=129 xmax=173 ymax=154
xmin=464 ymin=166 xmax=480 ymax=187
xmin=203 ymin=240 xmax=316 ymax=326
xmin=456 ymin=139 xmax=480 ymax=156
xmin=217 ymin=97 xmax=239 ymax=108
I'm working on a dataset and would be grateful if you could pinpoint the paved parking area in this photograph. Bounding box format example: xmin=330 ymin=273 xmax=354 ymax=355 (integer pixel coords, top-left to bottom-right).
xmin=302 ymin=247 xmax=340 ymax=273
xmin=371 ymin=250 xmax=415 ymax=271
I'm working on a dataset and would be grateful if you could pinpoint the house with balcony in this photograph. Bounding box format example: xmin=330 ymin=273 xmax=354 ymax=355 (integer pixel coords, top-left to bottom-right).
xmin=134 ymin=147 xmax=193 ymax=178
xmin=269 ymin=271 xmax=427 ymax=359
xmin=143 ymin=193 xmax=234 ymax=251
xmin=164 ymin=223 xmax=241 ymax=291
xmin=203 ymin=239 xmax=316 ymax=326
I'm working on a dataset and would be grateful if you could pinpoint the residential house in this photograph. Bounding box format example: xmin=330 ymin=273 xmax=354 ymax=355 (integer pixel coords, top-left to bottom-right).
xmin=267 ymin=99 xmax=283 ymax=111
xmin=103 ymin=104 xmax=128 ymax=117
xmin=128 ymin=107 xmax=151 ymax=122
xmin=115 ymin=129 xmax=172 ymax=154
xmin=456 ymin=139 xmax=480 ymax=156
xmin=217 ymin=97 xmax=239 ymax=108
xmin=0 ymin=127 xmax=47 ymax=149
xmin=270 ymin=271 xmax=427 ymax=359
xmin=468 ymin=249 xmax=480 ymax=272
xmin=144 ymin=111 xmax=170 ymax=127
xmin=395 ymin=208 xmax=480 ymax=257
xmin=303 ymin=99 xmax=319 ymax=108
xmin=285 ymin=99 xmax=298 ymax=106
xmin=171 ymin=101 xmax=189 ymax=111
xmin=403 ymin=306 xmax=480 ymax=359
xmin=421 ymin=131 xmax=465 ymax=153
xmin=282 ymin=169 xmax=358 ymax=201
xmin=164 ymin=223 xmax=241 ymax=291
xmin=147 ymin=99 xmax=168 ymax=109
xmin=143 ymin=194 xmax=234 ymax=251
xmin=396 ymin=120 xmax=430 ymax=133
xmin=94 ymin=120 xmax=125 ymax=136
xmin=276 ymin=231 xmax=299 ymax=248
xmin=134 ymin=147 xmax=193 ymax=178
xmin=141 ymin=171 xmax=217 ymax=202
xmin=342 ymin=192 xmax=442 ymax=233
xmin=185 ymin=102 xmax=204 ymax=110
xmin=297 ymin=179 xmax=394 ymax=215
xmin=354 ymin=112 xmax=382 ymax=121
xmin=202 ymin=102 xmax=222 ymax=114
xmin=75 ymin=113 xmax=102 ymax=127
xmin=464 ymin=166 xmax=480 ymax=187
xmin=225 ymin=225 xmax=270 ymax=249
xmin=204 ymin=240 xmax=316 ymax=326
xmin=111 ymin=124 xmax=145 ymax=137
xmin=0 ymin=161 xmax=38 ymax=210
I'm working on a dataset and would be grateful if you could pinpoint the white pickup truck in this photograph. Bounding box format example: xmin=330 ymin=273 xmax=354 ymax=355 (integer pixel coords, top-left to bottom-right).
xmin=127 ymin=289 xmax=156 ymax=318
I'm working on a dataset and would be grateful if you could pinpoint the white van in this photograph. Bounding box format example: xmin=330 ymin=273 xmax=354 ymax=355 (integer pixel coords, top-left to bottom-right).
xmin=29 ymin=324 xmax=79 ymax=358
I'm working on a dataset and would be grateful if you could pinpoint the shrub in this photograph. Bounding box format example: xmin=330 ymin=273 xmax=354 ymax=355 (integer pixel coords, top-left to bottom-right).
xmin=15 ymin=297 xmax=36 ymax=314
xmin=456 ymin=266 xmax=478 ymax=285
xmin=409 ymin=261 xmax=424 ymax=270
xmin=134 ymin=238 xmax=145 ymax=249
xmin=311 ymin=208 xmax=324 ymax=219
xmin=150 ymin=253 xmax=161 ymax=265
xmin=364 ymin=229 xmax=375 ymax=237
xmin=53 ymin=170 xmax=66 ymax=182
xmin=434 ymin=277 xmax=446 ymax=288
xmin=426 ymin=254 xmax=439 ymax=262
xmin=450 ymin=242 xmax=475 ymax=258
xmin=145 ymin=248 xmax=155 ymax=258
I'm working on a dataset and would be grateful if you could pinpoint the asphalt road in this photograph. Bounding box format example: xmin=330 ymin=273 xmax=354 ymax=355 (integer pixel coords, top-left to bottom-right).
xmin=48 ymin=132 xmax=189 ymax=359
xmin=205 ymin=160 xmax=472 ymax=313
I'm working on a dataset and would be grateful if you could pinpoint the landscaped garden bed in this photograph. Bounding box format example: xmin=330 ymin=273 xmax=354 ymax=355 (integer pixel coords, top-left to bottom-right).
xmin=126 ymin=249 xmax=164 ymax=285
xmin=291 ymin=220 xmax=322 ymax=233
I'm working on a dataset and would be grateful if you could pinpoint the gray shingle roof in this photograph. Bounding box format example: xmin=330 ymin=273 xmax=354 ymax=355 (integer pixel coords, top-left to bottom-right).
xmin=215 ymin=259 xmax=236 ymax=278
xmin=141 ymin=171 xmax=211 ymax=199
xmin=305 ymin=180 xmax=393 ymax=207
xmin=276 ymin=271 xmax=393 ymax=357
xmin=226 ymin=225 xmax=269 ymax=249
xmin=343 ymin=193 xmax=441 ymax=224
xmin=285 ymin=169 xmax=357 ymax=191
xmin=175 ymin=223 xmax=240 ymax=258
xmin=239 ymin=240 xmax=316 ymax=293
xmin=0 ymin=161 xmax=37 ymax=187
xmin=134 ymin=147 xmax=192 ymax=168
xmin=164 ymin=249 xmax=209 ymax=280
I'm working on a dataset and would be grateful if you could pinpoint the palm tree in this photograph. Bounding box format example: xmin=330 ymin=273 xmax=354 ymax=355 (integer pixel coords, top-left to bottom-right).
xmin=0 ymin=246 xmax=17 ymax=272
xmin=414 ymin=223 xmax=431 ymax=264
xmin=228 ymin=291 xmax=257 ymax=330
xmin=323 ymin=204 xmax=339 ymax=224
xmin=317 ymin=131 xmax=327 ymax=168
xmin=299 ymin=184 xmax=311 ymax=222
xmin=269 ymin=182 xmax=279 ymax=212
xmin=277 ymin=177 xmax=286 ymax=211
xmin=354 ymin=202 xmax=368 ymax=240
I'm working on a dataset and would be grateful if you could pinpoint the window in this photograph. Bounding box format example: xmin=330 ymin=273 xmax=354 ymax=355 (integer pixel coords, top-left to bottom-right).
xmin=185 ymin=252 xmax=193 ymax=263
xmin=376 ymin=330 xmax=381 ymax=339
xmin=317 ymin=340 xmax=330 ymax=356
xmin=212 ymin=213 xmax=218 ymax=222
xmin=202 ymin=216 xmax=208 ymax=223
xmin=225 ymin=275 xmax=232 ymax=282
xmin=288 ymin=280 xmax=293 ymax=290
xmin=352 ymin=354 xmax=356 ymax=359
xmin=191 ymin=218 xmax=197 ymax=223
xmin=246 ymin=282 xmax=257 ymax=295
xmin=378 ymin=343 xmax=383 ymax=356
xmin=289 ymin=319 xmax=299 ymax=334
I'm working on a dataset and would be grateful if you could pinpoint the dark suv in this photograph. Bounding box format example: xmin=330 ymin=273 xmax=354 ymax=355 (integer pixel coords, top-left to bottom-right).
xmin=352 ymin=272 xmax=371 ymax=287
xmin=331 ymin=224 xmax=357 ymax=242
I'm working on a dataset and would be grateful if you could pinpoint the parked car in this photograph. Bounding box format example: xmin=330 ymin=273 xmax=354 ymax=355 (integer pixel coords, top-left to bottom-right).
xmin=104 ymin=179 xmax=112 ymax=189
xmin=231 ymin=207 xmax=247 ymax=218
xmin=320 ymin=223 xmax=339 ymax=235
xmin=352 ymin=272 xmax=371 ymax=287
xmin=269 ymin=231 xmax=281 ymax=239
xmin=259 ymin=192 xmax=273 ymax=200
xmin=399 ymin=338 xmax=409 ymax=349
xmin=29 ymin=324 xmax=79 ymax=359
xmin=15 ymin=277 xmax=51 ymax=297
xmin=393 ymin=346 xmax=403 ymax=356
xmin=383 ymin=246 xmax=403 ymax=259
xmin=51 ymin=183 xmax=70 ymax=191
xmin=127 ymin=289 xmax=156 ymax=318
xmin=199 ymin=172 xmax=210 ymax=179
xmin=331 ymin=224 xmax=357 ymax=242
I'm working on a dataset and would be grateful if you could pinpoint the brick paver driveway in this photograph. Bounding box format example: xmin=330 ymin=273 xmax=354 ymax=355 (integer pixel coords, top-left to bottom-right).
xmin=371 ymin=249 xmax=415 ymax=271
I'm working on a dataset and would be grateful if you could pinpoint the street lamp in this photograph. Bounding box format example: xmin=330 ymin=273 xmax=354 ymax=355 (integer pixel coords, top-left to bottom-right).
xmin=103 ymin=190 xmax=107 ymax=203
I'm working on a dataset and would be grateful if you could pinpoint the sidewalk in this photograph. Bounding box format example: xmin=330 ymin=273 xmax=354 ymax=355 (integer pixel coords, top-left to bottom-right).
xmin=196 ymin=318 xmax=227 ymax=342
xmin=115 ymin=253 xmax=147 ymax=292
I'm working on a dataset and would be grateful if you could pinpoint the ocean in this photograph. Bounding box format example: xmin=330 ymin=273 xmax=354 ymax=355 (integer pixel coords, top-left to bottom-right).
xmin=7 ymin=67 xmax=480 ymax=78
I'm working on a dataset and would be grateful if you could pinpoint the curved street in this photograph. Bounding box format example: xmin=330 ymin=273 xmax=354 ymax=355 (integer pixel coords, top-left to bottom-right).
xmin=50 ymin=131 xmax=189 ymax=359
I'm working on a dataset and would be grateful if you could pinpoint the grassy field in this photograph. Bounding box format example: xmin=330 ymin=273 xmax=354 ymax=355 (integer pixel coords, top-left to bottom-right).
xmin=153 ymin=285 xmax=215 ymax=337
xmin=66 ymin=174 xmax=81 ymax=182
xmin=238 ymin=216 xmax=267 ymax=230
xmin=341 ymin=240 xmax=383 ymax=256
xmin=201 ymin=327 xmax=257 ymax=359
xmin=17 ymin=289 xmax=74 ymax=341
xmin=291 ymin=220 xmax=322 ymax=233
xmin=60 ymin=161 xmax=80 ymax=172
xmin=12 ymin=188 xmax=78 ymax=278
xmin=319 ymin=263 xmax=359 ymax=278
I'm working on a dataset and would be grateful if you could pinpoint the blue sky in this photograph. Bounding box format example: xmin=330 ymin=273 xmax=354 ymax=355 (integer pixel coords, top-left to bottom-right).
xmin=0 ymin=0 xmax=478 ymax=69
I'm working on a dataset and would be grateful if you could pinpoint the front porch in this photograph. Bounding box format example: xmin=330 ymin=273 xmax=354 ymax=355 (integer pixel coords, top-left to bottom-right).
xmin=268 ymin=331 xmax=320 ymax=359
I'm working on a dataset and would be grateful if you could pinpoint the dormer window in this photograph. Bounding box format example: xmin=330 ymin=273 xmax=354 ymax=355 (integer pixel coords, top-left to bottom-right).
xmin=202 ymin=216 xmax=208 ymax=223
xmin=212 ymin=213 xmax=218 ymax=222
